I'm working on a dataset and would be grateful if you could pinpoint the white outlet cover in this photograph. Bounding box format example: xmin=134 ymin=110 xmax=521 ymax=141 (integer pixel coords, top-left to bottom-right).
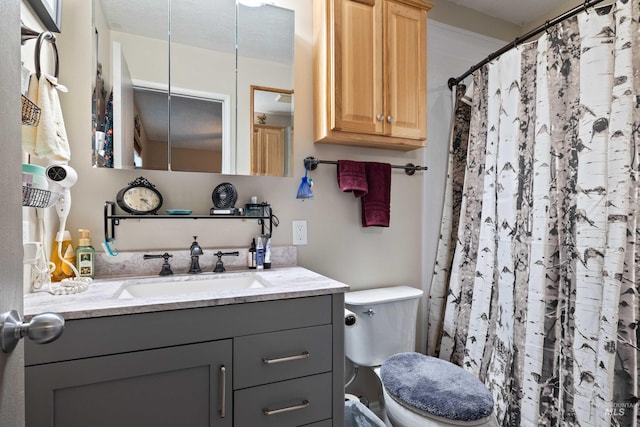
xmin=292 ymin=220 xmax=308 ymax=245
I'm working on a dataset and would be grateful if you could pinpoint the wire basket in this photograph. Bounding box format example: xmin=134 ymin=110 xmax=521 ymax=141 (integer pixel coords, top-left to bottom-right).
xmin=22 ymin=185 xmax=57 ymax=208
xmin=22 ymin=94 xmax=41 ymax=126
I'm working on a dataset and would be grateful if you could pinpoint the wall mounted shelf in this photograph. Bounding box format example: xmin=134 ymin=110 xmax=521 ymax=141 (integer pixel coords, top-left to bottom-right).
xmin=104 ymin=201 xmax=276 ymax=242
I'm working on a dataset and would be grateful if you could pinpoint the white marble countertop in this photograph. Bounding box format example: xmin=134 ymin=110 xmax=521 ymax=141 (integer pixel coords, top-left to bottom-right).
xmin=24 ymin=266 xmax=349 ymax=320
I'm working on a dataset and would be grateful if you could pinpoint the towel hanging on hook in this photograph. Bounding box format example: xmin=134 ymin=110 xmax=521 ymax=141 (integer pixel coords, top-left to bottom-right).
xmin=22 ymin=30 xmax=70 ymax=161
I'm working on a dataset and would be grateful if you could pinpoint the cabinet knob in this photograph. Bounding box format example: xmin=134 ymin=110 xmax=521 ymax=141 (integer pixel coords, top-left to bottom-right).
xmin=387 ymin=115 xmax=394 ymax=123
xmin=376 ymin=114 xmax=384 ymax=121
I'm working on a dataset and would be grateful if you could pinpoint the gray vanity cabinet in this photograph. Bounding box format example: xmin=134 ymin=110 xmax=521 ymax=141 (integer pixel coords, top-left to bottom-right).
xmin=25 ymin=294 xmax=345 ymax=427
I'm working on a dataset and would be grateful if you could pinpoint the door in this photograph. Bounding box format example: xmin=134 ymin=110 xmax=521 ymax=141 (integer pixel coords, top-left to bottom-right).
xmin=252 ymin=126 xmax=285 ymax=176
xmin=384 ymin=1 xmax=427 ymax=139
xmin=1 ymin=0 xmax=26 ymax=425
xmin=334 ymin=0 xmax=384 ymax=135
xmin=112 ymin=41 xmax=135 ymax=169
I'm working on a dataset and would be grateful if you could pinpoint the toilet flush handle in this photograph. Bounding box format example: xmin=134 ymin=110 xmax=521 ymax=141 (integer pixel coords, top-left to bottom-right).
xmin=363 ymin=308 xmax=375 ymax=317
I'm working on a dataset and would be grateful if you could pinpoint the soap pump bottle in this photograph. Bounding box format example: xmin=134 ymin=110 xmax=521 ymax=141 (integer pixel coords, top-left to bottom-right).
xmin=76 ymin=229 xmax=96 ymax=278
xmin=51 ymin=230 xmax=75 ymax=282
xmin=247 ymin=238 xmax=257 ymax=269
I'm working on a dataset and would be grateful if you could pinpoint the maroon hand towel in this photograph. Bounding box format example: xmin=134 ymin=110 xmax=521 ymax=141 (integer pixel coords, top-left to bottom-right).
xmin=361 ymin=162 xmax=391 ymax=227
xmin=337 ymin=160 xmax=368 ymax=197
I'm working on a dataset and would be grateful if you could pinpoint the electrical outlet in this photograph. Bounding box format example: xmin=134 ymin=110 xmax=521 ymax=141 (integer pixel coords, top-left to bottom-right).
xmin=292 ymin=220 xmax=308 ymax=245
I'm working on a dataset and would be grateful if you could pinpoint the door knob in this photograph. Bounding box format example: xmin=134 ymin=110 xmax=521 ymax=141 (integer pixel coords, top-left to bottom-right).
xmin=387 ymin=115 xmax=394 ymax=123
xmin=0 ymin=310 xmax=65 ymax=353
xmin=376 ymin=114 xmax=384 ymax=121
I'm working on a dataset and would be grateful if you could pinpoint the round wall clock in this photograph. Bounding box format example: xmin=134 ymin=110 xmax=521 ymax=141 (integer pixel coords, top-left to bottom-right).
xmin=116 ymin=177 xmax=163 ymax=215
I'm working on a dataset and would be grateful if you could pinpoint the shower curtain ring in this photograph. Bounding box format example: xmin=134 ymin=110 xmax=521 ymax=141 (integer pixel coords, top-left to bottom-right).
xmin=583 ymin=0 xmax=590 ymax=13
xmin=544 ymin=20 xmax=551 ymax=35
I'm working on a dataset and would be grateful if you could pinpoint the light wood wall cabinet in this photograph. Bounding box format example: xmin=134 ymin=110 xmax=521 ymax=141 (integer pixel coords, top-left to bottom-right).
xmin=252 ymin=125 xmax=286 ymax=176
xmin=314 ymin=0 xmax=433 ymax=151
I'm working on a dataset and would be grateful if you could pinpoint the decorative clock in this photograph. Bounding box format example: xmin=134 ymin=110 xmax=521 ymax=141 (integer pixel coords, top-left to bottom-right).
xmin=116 ymin=177 xmax=163 ymax=215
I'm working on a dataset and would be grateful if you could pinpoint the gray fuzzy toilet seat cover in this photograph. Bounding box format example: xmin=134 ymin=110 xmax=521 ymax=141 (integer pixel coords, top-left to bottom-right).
xmin=380 ymin=352 xmax=494 ymax=422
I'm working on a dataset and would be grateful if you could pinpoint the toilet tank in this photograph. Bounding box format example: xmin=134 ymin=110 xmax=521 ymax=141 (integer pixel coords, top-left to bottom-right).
xmin=344 ymin=286 xmax=423 ymax=367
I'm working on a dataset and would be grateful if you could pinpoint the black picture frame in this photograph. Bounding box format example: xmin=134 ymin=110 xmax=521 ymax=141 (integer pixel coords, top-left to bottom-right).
xmin=26 ymin=0 xmax=62 ymax=33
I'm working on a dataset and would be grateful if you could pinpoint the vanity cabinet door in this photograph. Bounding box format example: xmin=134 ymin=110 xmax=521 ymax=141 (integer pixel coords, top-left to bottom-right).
xmin=25 ymin=340 xmax=232 ymax=427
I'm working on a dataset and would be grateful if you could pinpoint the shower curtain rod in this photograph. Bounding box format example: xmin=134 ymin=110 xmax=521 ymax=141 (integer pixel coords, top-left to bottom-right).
xmin=447 ymin=0 xmax=606 ymax=90
xmin=303 ymin=156 xmax=428 ymax=176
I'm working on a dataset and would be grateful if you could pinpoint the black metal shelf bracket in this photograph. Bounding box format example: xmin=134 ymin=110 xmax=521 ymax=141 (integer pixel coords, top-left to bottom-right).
xmin=103 ymin=201 xmax=276 ymax=242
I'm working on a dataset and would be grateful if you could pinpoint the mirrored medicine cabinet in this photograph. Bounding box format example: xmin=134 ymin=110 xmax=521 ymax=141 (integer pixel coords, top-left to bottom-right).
xmin=91 ymin=0 xmax=295 ymax=176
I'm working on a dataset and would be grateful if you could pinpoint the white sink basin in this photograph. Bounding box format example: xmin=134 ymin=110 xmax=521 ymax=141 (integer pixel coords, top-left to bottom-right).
xmin=116 ymin=273 xmax=266 ymax=299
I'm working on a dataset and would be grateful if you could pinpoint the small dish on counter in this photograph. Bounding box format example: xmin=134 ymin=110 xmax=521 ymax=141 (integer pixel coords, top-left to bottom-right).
xmin=166 ymin=209 xmax=192 ymax=215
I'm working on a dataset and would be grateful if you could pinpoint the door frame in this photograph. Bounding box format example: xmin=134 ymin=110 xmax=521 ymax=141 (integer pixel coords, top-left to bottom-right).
xmin=0 ymin=0 xmax=27 ymax=425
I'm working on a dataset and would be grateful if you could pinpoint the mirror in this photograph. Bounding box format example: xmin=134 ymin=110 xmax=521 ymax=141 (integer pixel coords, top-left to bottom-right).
xmin=250 ymin=86 xmax=294 ymax=176
xmin=91 ymin=0 xmax=295 ymax=176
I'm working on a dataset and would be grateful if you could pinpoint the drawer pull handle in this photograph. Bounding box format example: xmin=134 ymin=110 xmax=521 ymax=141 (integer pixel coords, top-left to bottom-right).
xmin=262 ymin=351 xmax=310 ymax=365
xmin=219 ymin=365 xmax=226 ymax=418
xmin=263 ymin=400 xmax=310 ymax=416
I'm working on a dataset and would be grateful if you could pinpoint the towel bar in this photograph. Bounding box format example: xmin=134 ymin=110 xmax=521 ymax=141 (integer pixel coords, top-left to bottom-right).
xmin=303 ymin=156 xmax=427 ymax=176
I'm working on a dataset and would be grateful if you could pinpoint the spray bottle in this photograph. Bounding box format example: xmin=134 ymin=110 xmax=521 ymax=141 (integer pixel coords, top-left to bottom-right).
xmin=264 ymin=236 xmax=272 ymax=269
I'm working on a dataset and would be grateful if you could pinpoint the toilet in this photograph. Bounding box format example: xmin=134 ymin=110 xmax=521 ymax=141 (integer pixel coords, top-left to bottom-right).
xmin=344 ymin=286 xmax=496 ymax=427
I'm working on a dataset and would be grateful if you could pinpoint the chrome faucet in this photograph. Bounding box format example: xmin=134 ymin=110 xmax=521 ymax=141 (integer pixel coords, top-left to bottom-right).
xmin=188 ymin=236 xmax=204 ymax=274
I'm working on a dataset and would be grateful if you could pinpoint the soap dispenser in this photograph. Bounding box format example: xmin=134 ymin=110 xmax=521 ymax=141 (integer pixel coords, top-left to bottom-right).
xmin=51 ymin=230 xmax=75 ymax=282
xmin=76 ymin=229 xmax=95 ymax=278
xmin=247 ymin=238 xmax=257 ymax=269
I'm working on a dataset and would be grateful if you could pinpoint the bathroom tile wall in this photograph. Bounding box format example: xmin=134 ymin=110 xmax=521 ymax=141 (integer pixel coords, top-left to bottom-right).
xmin=95 ymin=246 xmax=297 ymax=277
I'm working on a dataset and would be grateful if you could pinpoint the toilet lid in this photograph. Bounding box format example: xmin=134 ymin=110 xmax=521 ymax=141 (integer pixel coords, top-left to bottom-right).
xmin=380 ymin=352 xmax=494 ymax=422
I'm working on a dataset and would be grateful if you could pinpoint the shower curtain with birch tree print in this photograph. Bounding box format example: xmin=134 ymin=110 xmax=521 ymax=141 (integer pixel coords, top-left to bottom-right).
xmin=428 ymin=2 xmax=639 ymax=426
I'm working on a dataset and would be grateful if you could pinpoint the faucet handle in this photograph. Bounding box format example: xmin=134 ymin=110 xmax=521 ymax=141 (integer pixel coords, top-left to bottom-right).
xmin=143 ymin=252 xmax=174 ymax=276
xmin=213 ymin=251 xmax=240 ymax=273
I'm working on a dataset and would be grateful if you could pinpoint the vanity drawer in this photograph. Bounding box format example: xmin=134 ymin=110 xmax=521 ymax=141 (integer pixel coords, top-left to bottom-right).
xmin=234 ymin=373 xmax=332 ymax=427
xmin=301 ymin=420 xmax=332 ymax=427
xmin=234 ymin=325 xmax=332 ymax=389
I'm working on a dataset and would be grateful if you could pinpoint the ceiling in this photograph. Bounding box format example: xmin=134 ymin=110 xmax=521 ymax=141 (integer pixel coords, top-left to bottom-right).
xmin=448 ymin=0 xmax=573 ymax=26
